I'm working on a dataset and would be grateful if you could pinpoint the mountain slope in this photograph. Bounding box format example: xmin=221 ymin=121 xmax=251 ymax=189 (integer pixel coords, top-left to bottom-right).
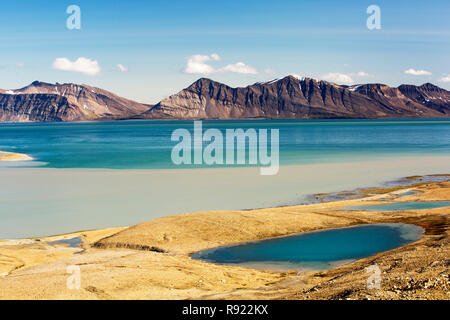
xmin=398 ymin=83 xmax=450 ymax=115
xmin=138 ymin=76 xmax=449 ymax=120
xmin=0 ymin=81 xmax=149 ymax=122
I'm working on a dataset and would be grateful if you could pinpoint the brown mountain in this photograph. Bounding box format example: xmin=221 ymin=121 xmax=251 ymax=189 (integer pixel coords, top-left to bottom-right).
xmin=398 ymin=83 xmax=450 ymax=115
xmin=1 ymin=77 xmax=449 ymax=122
xmin=138 ymin=76 xmax=449 ymax=119
xmin=0 ymin=81 xmax=148 ymax=122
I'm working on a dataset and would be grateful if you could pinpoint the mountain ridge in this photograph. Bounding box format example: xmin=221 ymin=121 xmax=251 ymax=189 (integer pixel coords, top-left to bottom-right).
xmin=1 ymin=76 xmax=449 ymax=122
xmin=137 ymin=75 xmax=450 ymax=120
xmin=0 ymin=81 xmax=149 ymax=122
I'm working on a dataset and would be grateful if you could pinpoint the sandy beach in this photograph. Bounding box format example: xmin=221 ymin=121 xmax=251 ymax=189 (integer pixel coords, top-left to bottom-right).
xmin=0 ymin=176 xmax=448 ymax=300
xmin=0 ymin=151 xmax=33 ymax=162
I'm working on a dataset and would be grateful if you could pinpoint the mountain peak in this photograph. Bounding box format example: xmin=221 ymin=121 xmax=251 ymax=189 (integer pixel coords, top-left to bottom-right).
xmin=189 ymin=77 xmax=217 ymax=86
xmin=138 ymin=76 xmax=449 ymax=120
xmin=0 ymin=81 xmax=149 ymax=123
xmin=286 ymin=74 xmax=306 ymax=81
xmin=187 ymin=77 xmax=232 ymax=91
xmin=29 ymin=80 xmax=52 ymax=87
xmin=420 ymin=83 xmax=442 ymax=90
xmin=253 ymin=75 xmax=310 ymax=86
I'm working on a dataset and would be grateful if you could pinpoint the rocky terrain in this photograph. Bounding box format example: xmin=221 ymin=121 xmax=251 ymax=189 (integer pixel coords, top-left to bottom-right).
xmin=398 ymin=83 xmax=450 ymax=115
xmin=138 ymin=76 xmax=450 ymax=119
xmin=0 ymin=81 xmax=148 ymax=122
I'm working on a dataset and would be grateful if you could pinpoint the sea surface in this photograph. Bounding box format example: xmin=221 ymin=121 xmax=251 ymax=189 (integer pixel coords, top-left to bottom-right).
xmin=0 ymin=119 xmax=449 ymax=169
xmin=0 ymin=118 xmax=449 ymax=238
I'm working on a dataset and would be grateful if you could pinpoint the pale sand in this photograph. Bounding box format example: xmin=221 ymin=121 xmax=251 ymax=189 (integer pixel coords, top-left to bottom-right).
xmin=0 ymin=227 xmax=126 ymax=277
xmin=0 ymin=180 xmax=448 ymax=300
xmin=0 ymin=151 xmax=33 ymax=162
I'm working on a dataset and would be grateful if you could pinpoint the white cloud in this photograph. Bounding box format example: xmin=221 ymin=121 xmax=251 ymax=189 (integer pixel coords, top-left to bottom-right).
xmin=322 ymin=73 xmax=355 ymax=85
xmin=183 ymin=54 xmax=218 ymax=75
xmin=210 ymin=53 xmax=221 ymax=61
xmin=117 ymin=64 xmax=129 ymax=72
xmin=183 ymin=54 xmax=258 ymax=75
xmin=353 ymin=71 xmax=372 ymax=77
xmin=440 ymin=74 xmax=450 ymax=82
xmin=52 ymin=57 xmax=101 ymax=76
xmin=218 ymin=62 xmax=258 ymax=74
xmin=321 ymin=71 xmax=374 ymax=85
xmin=404 ymin=68 xmax=432 ymax=76
xmin=17 ymin=62 xmax=24 ymax=68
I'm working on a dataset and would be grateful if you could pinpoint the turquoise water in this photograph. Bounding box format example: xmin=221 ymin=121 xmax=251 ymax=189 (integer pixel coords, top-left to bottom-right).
xmin=0 ymin=119 xmax=449 ymax=169
xmin=342 ymin=201 xmax=450 ymax=212
xmin=396 ymin=191 xmax=420 ymax=197
xmin=191 ymin=223 xmax=423 ymax=271
xmin=0 ymin=118 xmax=449 ymax=238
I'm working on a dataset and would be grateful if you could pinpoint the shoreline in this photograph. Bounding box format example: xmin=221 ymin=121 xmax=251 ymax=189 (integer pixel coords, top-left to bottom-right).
xmin=0 ymin=174 xmax=448 ymax=299
xmin=0 ymin=173 xmax=446 ymax=242
xmin=1 ymin=156 xmax=450 ymax=238
xmin=0 ymin=172 xmax=447 ymax=243
xmin=1 ymin=117 xmax=450 ymax=126
xmin=93 ymin=178 xmax=448 ymax=255
xmin=1 ymin=173 xmax=444 ymax=242
xmin=0 ymin=151 xmax=33 ymax=162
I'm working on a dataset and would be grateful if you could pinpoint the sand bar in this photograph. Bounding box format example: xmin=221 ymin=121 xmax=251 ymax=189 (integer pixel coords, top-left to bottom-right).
xmin=0 ymin=151 xmax=33 ymax=162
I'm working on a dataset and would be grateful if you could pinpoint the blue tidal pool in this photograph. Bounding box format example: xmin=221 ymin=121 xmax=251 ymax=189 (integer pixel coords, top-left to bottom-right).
xmin=191 ymin=224 xmax=423 ymax=271
xmin=342 ymin=201 xmax=450 ymax=212
xmin=396 ymin=191 xmax=420 ymax=197
xmin=48 ymin=237 xmax=82 ymax=248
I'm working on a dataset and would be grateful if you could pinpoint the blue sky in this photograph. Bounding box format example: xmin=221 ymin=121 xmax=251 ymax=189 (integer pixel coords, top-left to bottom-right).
xmin=0 ymin=0 xmax=449 ymax=103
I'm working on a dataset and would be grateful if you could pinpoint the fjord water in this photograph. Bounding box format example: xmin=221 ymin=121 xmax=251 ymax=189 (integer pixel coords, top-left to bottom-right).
xmin=191 ymin=224 xmax=423 ymax=271
xmin=0 ymin=119 xmax=449 ymax=238
xmin=0 ymin=119 xmax=449 ymax=169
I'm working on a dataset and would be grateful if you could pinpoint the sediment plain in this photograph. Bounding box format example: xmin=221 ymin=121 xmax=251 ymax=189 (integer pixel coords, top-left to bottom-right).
xmin=0 ymin=178 xmax=448 ymax=300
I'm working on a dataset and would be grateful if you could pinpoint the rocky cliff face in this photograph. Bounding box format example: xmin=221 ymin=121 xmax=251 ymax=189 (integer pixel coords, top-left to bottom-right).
xmin=0 ymin=93 xmax=77 ymax=122
xmin=139 ymin=76 xmax=449 ymax=119
xmin=0 ymin=81 xmax=149 ymax=122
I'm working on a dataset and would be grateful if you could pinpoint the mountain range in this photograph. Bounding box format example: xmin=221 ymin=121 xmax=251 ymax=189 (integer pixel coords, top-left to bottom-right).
xmin=1 ymin=76 xmax=449 ymax=122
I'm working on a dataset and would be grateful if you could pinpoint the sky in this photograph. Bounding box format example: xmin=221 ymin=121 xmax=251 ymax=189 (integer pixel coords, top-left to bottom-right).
xmin=0 ymin=0 xmax=449 ymax=104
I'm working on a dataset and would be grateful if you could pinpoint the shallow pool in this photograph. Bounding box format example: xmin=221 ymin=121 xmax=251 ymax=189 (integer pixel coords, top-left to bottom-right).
xmin=48 ymin=236 xmax=82 ymax=248
xmin=396 ymin=191 xmax=420 ymax=197
xmin=191 ymin=223 xmax=423 ymax=271
xmin=342 ymin=201 xmax=450 ymax=212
